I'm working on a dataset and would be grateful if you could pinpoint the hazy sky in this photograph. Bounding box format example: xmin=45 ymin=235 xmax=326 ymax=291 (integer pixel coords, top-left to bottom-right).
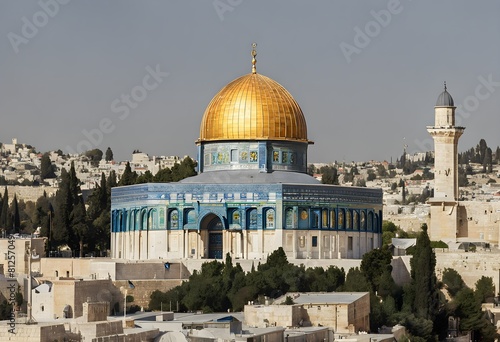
xmin=1 ymin=1 xmax=499 ymax=163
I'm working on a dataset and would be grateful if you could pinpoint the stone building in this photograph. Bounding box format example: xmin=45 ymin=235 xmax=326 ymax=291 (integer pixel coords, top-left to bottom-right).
xmin=244 ymin=292 xmax=370 ymax=333
xmin=110 ymin=46 xmax=383 ymax=261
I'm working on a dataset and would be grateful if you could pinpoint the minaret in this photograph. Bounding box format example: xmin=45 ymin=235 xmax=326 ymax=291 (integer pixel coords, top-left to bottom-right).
xmin=427 ymin=83 xmax=465 ymax=241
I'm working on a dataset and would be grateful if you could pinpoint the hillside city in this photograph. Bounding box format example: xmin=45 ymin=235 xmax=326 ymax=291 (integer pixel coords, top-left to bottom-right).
xmin=1 ymin=137 xmax=499 ymax=234
xmin=1 ymin=137 xmax=500 ymax=341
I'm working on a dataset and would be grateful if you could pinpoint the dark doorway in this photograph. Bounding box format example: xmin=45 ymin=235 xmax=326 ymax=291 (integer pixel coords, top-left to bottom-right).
xmin=209 ymin=233 xmax=223 ymax=259
xmin=201 ymin=214 xmax=224 ymax=259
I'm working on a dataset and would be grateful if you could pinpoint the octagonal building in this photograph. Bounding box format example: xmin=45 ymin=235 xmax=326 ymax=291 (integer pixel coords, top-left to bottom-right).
xmin=110 ymin=47 xmax=383 ymax=260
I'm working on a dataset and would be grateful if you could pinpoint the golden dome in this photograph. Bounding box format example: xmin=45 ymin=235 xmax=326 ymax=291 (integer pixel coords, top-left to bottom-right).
xmin=198 ymin=73 xmax=309 ymax=143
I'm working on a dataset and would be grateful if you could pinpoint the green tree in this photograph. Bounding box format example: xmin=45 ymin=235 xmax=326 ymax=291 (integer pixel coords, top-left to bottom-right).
xmin=40 ymin=153 xmax=56 ymax=180
xmin=307 ymin=164 xmax=316 ymax=175
xmin=119 ymin=162 xmax=137 ymax=186
xmin=105 ymin=147 xmax=114 ymax=162
xmin=35 ymin=194 xmax=53 ymax=252
xmin=154 ymin=168 xmax=172 ymax=182
xmin=474 ymin=276 xmax=495 ymax=303
xmin=52 ymin=162 xmax=88 ymax=254
xmin=136 ymin=170 xmax=154 ymax=184
xmin=0 ymin=187 xmax=9 ymax=229
xmin=367 ymin=170 xmax=376 ymax=181
xmin=265 ymin=247 xmax=288 ymax=268
xmin=342 ymin=267 xmax=371 ymax=292
xmin=409 ymin=224 xmax=440 ymax=321
xmin=170 ymin=157 xmax=197 ymax=182
xmin=483 ymin=147 xmax=493 ymax=173
xmin=85 ymin=149 xmax=103 ymax=166
xmin=442 ymin=268 xmax=466 ymax=297
xmin=382 ymin=220 xmax=398 ymax=246
xmin=11 ymin=195 xmax=20 ymax=233
xmin=360 ymin=245 xmax=393 ymax=294
xmin=86 ymin=173 xmax=110 ymax=254
xmin=377 ymin=164 xmax=387 ymax=178
xmin=0 ymin=300 xmax=13 ymax=320
xmin=454 ymin=287 xmax=497 ymax=341
xmin=320 ymin=165 xmax=338 ymax=185
xmin=107 ymin=170 xmax=117 ymax=191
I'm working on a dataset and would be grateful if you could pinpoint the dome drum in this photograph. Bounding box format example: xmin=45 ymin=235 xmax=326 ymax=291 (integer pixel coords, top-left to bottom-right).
xmin=199 ymin=140 xmax=308 ymax=174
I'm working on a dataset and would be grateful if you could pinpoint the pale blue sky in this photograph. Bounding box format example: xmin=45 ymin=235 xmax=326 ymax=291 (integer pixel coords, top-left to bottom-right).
xmin=1 ymin=1 xmax=499 ymax=163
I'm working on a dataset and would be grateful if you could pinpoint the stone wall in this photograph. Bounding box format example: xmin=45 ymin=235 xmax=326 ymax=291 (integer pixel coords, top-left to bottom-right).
xmin=115 ymin=261 xmax=187 ymax=280
xmin=40 ymin=257 xmax=92 ymax=279
xmin=244 ymin=304 xmax=300 ymax=328
xmin=0 ymin=323 xmax=73 ymax=342
xmin=435 ymin=251 xmax=500 ymax=291
xmin=456 ymin=201 xmax=500 ymax=244
xmin=5 ymin=185 xmax=57 ymax=204
xmin=113 ymin=279 xmax=183 ymax=310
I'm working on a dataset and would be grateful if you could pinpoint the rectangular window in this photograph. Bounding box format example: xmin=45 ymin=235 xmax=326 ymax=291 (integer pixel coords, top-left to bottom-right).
xmin=312 ymin=236 xmax=318 ymax=247
xmin=249 ymin=151 xmax=258 ymax=163
xmin=348 ymin=237 xmax=353 ymax=251
xmin=281 ymin=151 xmax=288 ymax=163
xmin=231 ymin=149 xmax=238 ymax=162
xmin=273 ymin=150 xmax=279 ymax=162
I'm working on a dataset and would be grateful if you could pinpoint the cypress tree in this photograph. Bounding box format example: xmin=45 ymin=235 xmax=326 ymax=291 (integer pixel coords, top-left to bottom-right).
xmin=68 ymin=162 xmax=87 ymax=254
xmin=52 ymin=169 xmax=71 ymax=247
xmin=40 ymin=153 xmax=56 ymax=180
xmin=0 ymin=188 xmax=9 ymax=229
xmin=105 ymin=147 xmax=114 ymax=162
xmin=12 ymin=195 xmax=20 ymax=233
xmin=410 ymin=224 xmax=440 ymax=321
xmin=119 ymin=162 xmax=137 ymax=185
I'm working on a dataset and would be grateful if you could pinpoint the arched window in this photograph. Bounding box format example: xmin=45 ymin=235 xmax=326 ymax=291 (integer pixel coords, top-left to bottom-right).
xmin=374 ymin=214 xmax=379 ymax=232
xmin=127 ymin=209 xmax=135 ymax=232
xmin=330 ymin=210 xmax=336 ymax=229
xmin=312 ymin=210 xmax=320 ymax=229
xmin=141 ymin=209 xmax=148 ymax=230
xmin=247 ymin=209 xmax=258 ymax=229
xmin=353 ymin=211 xmax=359 ymax=230
xmin=322 ymin=209 xmax=328 ymax=228
xmin=187 ymin=210 xmax=196 ymax=224
xmin=367 ymin=211 xmax=373 ymax=231
xmin=266 ymin=209 xmax=275 ymax=229
xmin=232 ymin=210 xmax=241 ymax=225
xmin=168 ymin=209 xmax=179 ymax=229
xmin=285 ymin=208 xmax=294 ymax=228
xmin=338 ymin=209 xmax=344 ymax=229
xmin=346 ymin=210 xmax=352 ymax=229
xmin=360 ymin=211 xmax=366 ymax=230
xmin=148 ymin=209 xmax=157 ymax=230
xmin=135 ymin=210 xmax=141 ymax=230
xmin=121 ymin=210 xmax=127 ymax=232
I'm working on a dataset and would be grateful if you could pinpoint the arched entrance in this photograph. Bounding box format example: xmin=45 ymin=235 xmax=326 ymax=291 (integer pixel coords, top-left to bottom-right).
xmin=200 ymin=213 xmax=224 ymax=259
